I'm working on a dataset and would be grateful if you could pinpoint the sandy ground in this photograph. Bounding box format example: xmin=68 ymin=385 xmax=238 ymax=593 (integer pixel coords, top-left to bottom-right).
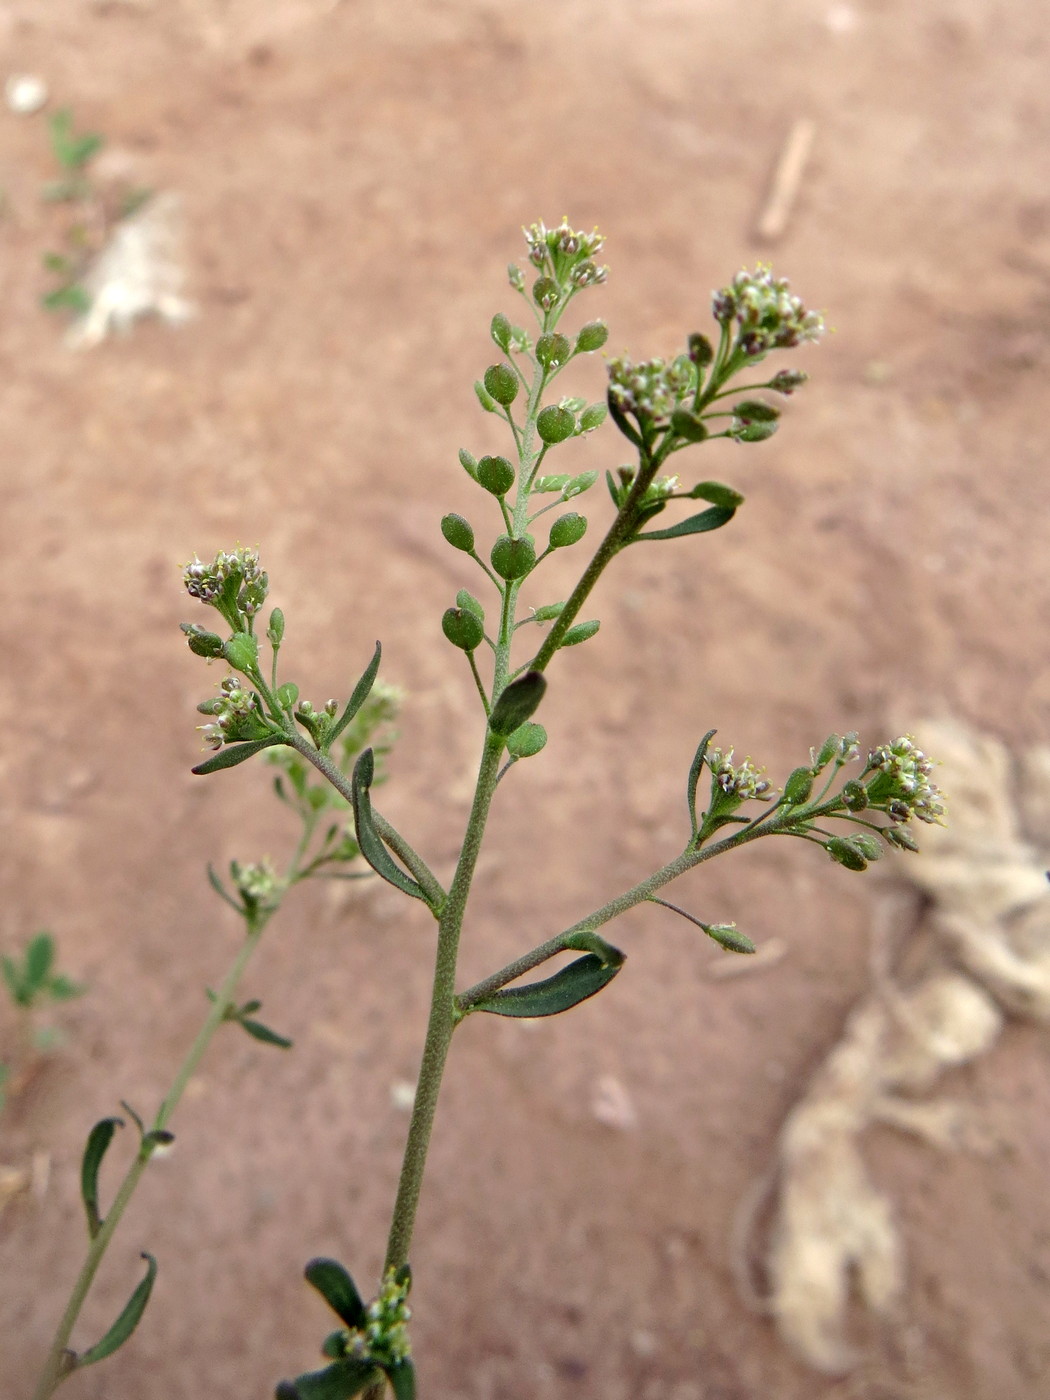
xmin=1 ymin=2 xmax=1049 ymax=1397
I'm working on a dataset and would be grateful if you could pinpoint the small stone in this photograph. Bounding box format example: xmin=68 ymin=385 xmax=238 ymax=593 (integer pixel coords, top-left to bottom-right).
xmin=590 ymin=1074 xmax=638 ymax=1131
xmin=5 ymin=74 xmax=48 ymax=115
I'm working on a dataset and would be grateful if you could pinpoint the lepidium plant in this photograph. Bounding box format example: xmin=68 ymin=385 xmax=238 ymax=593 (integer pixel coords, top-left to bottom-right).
xmin=28 ymin=220 xmax=944 ymax=1400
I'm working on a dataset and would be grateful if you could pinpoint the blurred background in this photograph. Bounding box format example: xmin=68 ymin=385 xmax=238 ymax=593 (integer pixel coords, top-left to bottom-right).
xmin=1 ymin=2 xmax=1048 ymax=1397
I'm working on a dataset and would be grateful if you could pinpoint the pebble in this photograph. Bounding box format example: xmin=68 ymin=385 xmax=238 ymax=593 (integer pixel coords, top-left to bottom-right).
xmin=5 ymin=74 xmax=48 ymax=115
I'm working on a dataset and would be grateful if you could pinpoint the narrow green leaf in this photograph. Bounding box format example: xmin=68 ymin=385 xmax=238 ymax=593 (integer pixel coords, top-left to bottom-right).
xmin=192 ymin=735 xmax=284 ymax=776
xmin=635 ymin=506 xmax=736 ymax=542
xmin=472 ymin=953 xmax=623 ymax=1018
xmin=1 ymin=954 xmax=23 ymax=1003
xmin=81 ymin=1117 xmax=123 ymax=1239
xmin=351 ymin=751 xmax=427 ymax=903
xmin=686 ymin=729 xmax=717 ymax=839
xmin=330 ymin=642 xmax=382 ymax=743
xmin=76 ymin=1253 xmax=157 ymax=1367
xmin=25 ymin=932 xmax=55 ymax=988
xmin=240 ymin=1018 xmax=293 ymax=1049
xmin=489 ymin=671 xmax=546 ymax=737
xmin=385 ymin=1359 xmax=416 ymax=1400
xmin=46 ymin=973 xmax=86 ymax=1001
xmin=276 ymin=1360 xmax=379 ymax=1400
xmin=303 ymin=1258 xmax=368 ymax=1328
xmin=207 ymin=863 xmax=245 ymax=912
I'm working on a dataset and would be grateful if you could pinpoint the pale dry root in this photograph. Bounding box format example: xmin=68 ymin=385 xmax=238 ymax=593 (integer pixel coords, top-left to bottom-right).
xmin=742 ymin=719 xmax=1050 ymax=1373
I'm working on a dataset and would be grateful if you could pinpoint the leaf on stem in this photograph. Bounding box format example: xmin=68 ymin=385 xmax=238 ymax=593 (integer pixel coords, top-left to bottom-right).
xmin=385 ymin=1359 xmax=417 ymax=1400
xmin=240 ymin=1017 xmax=293 ymax=1049
xmin=351 ymin=750 xmax=427 ymax=903
xmin=488 ymin=671 xmax=547 ymax=737
xmin=634 ymin=505 xmax=736 ymax=542
xmin=686 ymin=729 xmax=717 ymax=839
xmin=303 ymin=1257 xmax=368 ymax=1328
xmin=80 ymin=1117 xmax=124 ymax=1239
xmin=275 ymin=1360 xmax=379 ymax=1400
xmin=192 ymin=735 xmax=285 ymax=776
xmin=330 ymin=642 xmax=383 ymax=744
xmin=75 ymin=1253 xmax=157 ymax=1368
xmin=470 ymin=953 xmax=623 ymax=1018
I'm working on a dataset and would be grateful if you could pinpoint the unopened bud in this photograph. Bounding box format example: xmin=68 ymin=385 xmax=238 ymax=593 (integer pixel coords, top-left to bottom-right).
xmin=841 ymin=780 xmax=868 ymax=812
xmin=704 ymin=922 xmax=756 ymax=954
xmin=688 ymin=332 xmax=714 ymax=366
xmin=266 ymin=608 xmax=285 ymax=647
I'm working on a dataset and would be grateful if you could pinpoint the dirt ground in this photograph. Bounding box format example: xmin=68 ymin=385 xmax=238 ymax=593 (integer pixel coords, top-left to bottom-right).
xmin=2 ymin=1 xmax=1049 ymax=1397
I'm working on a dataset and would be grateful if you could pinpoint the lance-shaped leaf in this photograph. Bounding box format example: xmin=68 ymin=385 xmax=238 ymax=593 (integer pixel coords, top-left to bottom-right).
xmin=385 ymin=1359 xmax=416 ymax=1400
xmin=686 ymin=729 xmax=717 ymax=840
xmin=351 ymin=751 xmax=427 ymax=903
xmin=634 ymin=505 xmax=736 ymax=542
xmin=75 ymin=1253 xmax=157 ymax=1368
xmin=304 ymin=1257 xmax=368 ymax=1329
xmin=275 ymin=1359 xmax=379 ymax=1400
xmin=81 ymin=1117 xmax=123 ymax=1239
xmin=329 ymin=642 xmax=382 ymax=744
xmin=207 ymin=863 xmax=245 ymax=912
xmin=470 ymin=952 xmax=623 ymax=1018
xmin=192 ymin=735 xmax=284 ymax=776
xmin=240 ymin=1017 xmax=293 ymax=1049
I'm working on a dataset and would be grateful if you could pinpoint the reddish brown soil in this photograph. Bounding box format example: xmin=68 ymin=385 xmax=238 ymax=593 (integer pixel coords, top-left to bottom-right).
xmin=2 ymin=3 xmax=1049 ymax=1398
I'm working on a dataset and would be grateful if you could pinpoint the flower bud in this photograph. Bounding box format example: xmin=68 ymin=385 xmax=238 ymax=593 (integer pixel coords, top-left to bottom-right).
xmin=783 ymin=767 xmax=814 ymax=804
xmin=181 ymin=622 xmax=225 ymax=659
xmin=704 ymin=922 xmax=756 ymax=954
xmin=841 ymin=779 xmax=868 ymax=812
xmin=578 ymin=403 xmax=607 ymax=433
xmin=769 ymin=368 xmax=808 ymax=395
xmin=688 ymin=332 xmax=714 ymax=366
xmin=477 ymin=454 xmax=515 ymax=496
xmin=548 ymin=512 xmax=588 ymax=549
xmin=489 ymin=670 xmax=546 ymax=736
xmin=491 ymin=534 xmax=536 ymax=580
xmin=266 ymin=608 xmax=285 ymax=647
xmin=508 ymin=263 xmax=525 ymax=292
xmin=670 ymin=409 xmax=708 ymax=443
xmin=442 ymin=607 xmax=484 ymax=652
xmin=506 ymin=721 xmax=547 ymax=759
xmin=576 ymin=320 xmax=609 ymax=353
xmin=441 ymin=513 xmax=476 ymax=552
xmin=483 ymin=362 xmax=518 ymax=406
xmin=849 ymin=833 xmax=883 ymax=861
xmin=491 ymin=312 xmax=512 ymax=351
xmin=732 ymin=399 xmax=780 ymax=423
xmin=223 ymin=632 xmax=259 ymax=674
xmin=536 ymin=405 xmax=575 ymax=444
xmin=532 ymin=277 xmax=559 ymax=311
xmin=536 ymin=333 xmax=572 ymax=369
xmin=884 ymin=825 xmax=920 ymax=853
xmin=825 ymin=836 xmax=868 ymax=872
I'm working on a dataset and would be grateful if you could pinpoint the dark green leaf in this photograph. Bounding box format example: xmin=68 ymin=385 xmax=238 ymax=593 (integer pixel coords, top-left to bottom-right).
xmin=489 ymin=672 xmax=546 ymax=737
xmin=303 ymin=1258 xmax=368 ymax=1328
xmin=81 ymin=1117 xmax=123 ymax=1239
xmin=1 ymin=954 xmax=23 ymax=1003
xmin=330 ymin=642 xmax=382 ymax=743
xmin=76 ymin=1253 xmax=157 ymax=1367
xmin=240 ymin=1018 xmax=293 ymax=1049
xmin=322 ymin=1330 xmax=350 ymax=1359
xmin=607 ymin=392 xmax=642 ymax=446
xmin=472 ymin=953 xmax=623 ymax=1018
xmin=385 ymin=1359 xmax=416 ymax=1400
xmin=142 ymin=1130 xmax=175 ymax=1150
xmin=47 ymin=973 xmax=86 ymax=1001
xmin=635 ymin=506 xmax=736 ymax=542
xmin=276 ymin=1360 xmax=378 ymax=1400
xmin=686 ymin=729 xmax=716 ymax=839
xmin=25 ymin=932 xmax=55 ymax=988
xmin=207 ymin=863 xmax=245 ymax=912
xmin=120 ymin=1100 xmax=146 ymax=1137
xmin=192 ymin=735 xmax=284 ymax=776
xmin=351 ymin=751 xmax=427 ymax=903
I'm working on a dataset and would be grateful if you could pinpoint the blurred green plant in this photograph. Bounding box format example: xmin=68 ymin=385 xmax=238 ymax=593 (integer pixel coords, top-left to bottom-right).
xmin=1 ymin=932 xmax=85 ymax=1116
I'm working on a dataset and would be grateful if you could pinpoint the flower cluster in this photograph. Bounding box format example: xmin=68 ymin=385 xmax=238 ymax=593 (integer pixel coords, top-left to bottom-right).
xmin=183 ymin=546 xmax=269 ymax=621
xmin=197 ymin=675 xmax=263 ymax=749
xmin=516 ymin=218 xmax=609 ymax=294
xmin=343 ymin=1269 xmax=412 ymax=1370
xmin=707 ymin=746 xmax=774 ymax=801
xmin=606 ymin=353 xmax=693 ymax=423
xmin=230 ymin=858 xmax=283 ymax=910
xmin=713 ymin=266 xmax=825 ymax=356
xmin=864 ymin=735 xmax=946 ymax=825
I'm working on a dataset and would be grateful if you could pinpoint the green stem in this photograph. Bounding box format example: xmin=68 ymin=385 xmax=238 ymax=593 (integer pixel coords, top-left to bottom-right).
xmin=31 ymin=921 xmax=267 ymax=1400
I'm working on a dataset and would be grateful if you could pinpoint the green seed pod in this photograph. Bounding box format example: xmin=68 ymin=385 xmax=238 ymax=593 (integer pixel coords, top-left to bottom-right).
xmin=689 ymin=480 xmax=745 ymax=509
xmin=536 ymin=405 xmax=575 ymax=444
xmin=223 ymin=632 xmax=259 ymax=674
xmin=560 ymin=619 xmax=600 ymax=647
xmin=849 ymin=833 xmax=883 ymax=861
xmin=489 ymin=670 xmax=547 ymax=737
xmin=532 ymin=601 xmax=565 ymax=622
xmin=732 ymin=419 xmax=779 ymax=443
xmin=704 ymin=922 xmax=756 ymax=954
xmin=458 ymin=448 xmax=480 ymax=481
xmin=841 ymin=779 xmax=868 ymax=812
xmin=483 ymin=363 xmax=518 ymax=406
xmin=181 ymin=623 xmax=225 ymax=659
xmin=490 ymin=312 xmax=512 ymax=351
xmin=826 ymin=836 xmax=868 ymax=872
xmin=277 ymin=681 xmax=299 ymax=709
xmin=884 ymin=825 xmax=920 ymax=853
xmin=456 ymin=588 xmax=484 ymax=621
xmin=474 ymin=380 xmax=498 ymax=413
xmin=783 ymin=767 xmax=814 ymax=805
xmin=532 ymin=277 xmax=559 ymax=310
xmin=536 ymin=333 xmax=572 ymax=369
xmin=441 ymin=607 xmax=484 ymax=653
xmin=732 ymin=398 xmax=780 ymax=423
xmin=688 ymin=332 xmax=714 ymax=366
xmin=670 ymin=409 xmax=708 ymax=443
xmin=579 ymin=403 xmax=607 ymax=433
xmin=548 ymin=512 xmax=588 ymax=549
xmin=491 ymin=534 xmax=536 ymax=580
xmin=477 ymin=454 xmax=516 ymax=496
xmin=506 ymin=721 xmax=547 ymax=759
xmin=266 ymin=608 xmax=285 ymax=647
xmin=441 ymin=513 xmax=476 ymax=552
xmin=815 ymin=734 xmax=842 ymax=770
xmin=576 ymin=320 xmax=609 ymax=353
